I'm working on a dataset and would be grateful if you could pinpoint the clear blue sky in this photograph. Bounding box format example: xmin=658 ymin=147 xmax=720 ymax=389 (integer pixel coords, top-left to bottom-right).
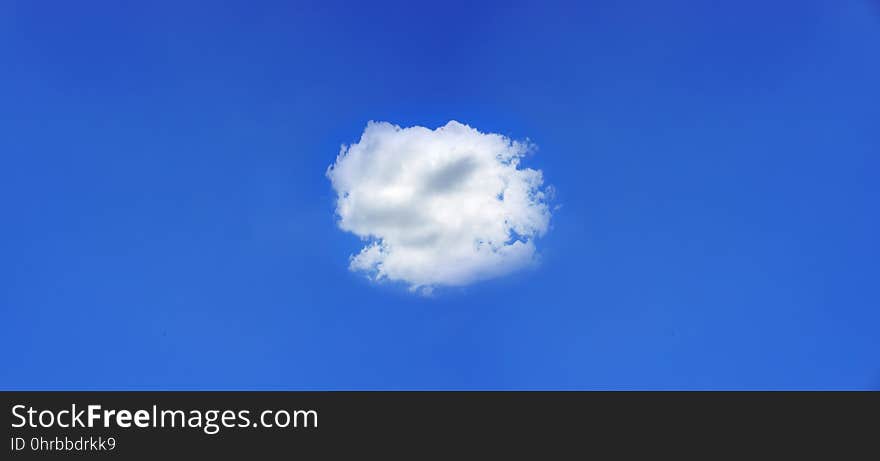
xmin=2 ymin=1 xmax=878 ymax=389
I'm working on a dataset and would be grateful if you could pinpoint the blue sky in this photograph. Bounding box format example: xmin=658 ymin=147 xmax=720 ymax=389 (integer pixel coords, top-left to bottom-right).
xmin=1 ymin=0 xmax=878 ymax=389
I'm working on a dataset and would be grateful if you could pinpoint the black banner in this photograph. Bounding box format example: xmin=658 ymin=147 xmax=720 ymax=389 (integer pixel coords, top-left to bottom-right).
xmin=3 ymin=392 xmax=877 ymax=458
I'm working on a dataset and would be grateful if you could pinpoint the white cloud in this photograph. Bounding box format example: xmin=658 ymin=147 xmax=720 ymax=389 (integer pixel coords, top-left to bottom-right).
xmin=327 ymin=120 xmax=552 ymax=293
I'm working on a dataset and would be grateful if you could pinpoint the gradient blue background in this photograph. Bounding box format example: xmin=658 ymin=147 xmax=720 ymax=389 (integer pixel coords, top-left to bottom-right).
xmin=2 ymin=1 xmax=878 ymax=389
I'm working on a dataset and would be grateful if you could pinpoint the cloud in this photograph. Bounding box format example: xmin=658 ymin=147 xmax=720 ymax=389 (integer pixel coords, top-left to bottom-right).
xmin=327 ymin=120 xmax=552 ymax=293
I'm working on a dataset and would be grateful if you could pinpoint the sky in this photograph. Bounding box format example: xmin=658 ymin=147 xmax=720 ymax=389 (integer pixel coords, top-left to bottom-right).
xmin=1 ymin=0 xmax=878 ymax=389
